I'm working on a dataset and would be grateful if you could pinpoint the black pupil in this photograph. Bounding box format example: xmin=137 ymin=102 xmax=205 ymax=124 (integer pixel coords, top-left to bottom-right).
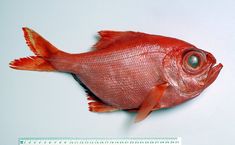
xmin=188 ymin=55 xmax=199 ymax=68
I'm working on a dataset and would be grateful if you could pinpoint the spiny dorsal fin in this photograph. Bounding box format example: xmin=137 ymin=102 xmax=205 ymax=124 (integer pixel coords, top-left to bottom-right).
xmin=93 ymin=30 xmax=137 ymax=50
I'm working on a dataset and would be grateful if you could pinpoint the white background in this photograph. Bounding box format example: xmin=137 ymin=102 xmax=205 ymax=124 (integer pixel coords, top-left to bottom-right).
xmin=1 ymin=0 xmax=235 ymax=145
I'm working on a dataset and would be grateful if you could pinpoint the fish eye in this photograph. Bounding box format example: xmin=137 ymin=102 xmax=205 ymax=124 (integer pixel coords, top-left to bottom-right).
xmin=182 ymin=49 xmax=206 ymax=74
xmin=188 ymin=55 xmax=200 ymax=68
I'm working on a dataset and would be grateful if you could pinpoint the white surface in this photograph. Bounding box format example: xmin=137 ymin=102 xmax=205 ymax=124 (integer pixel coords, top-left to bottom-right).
xmin=1 ymin=0 xmax=235 ymax=145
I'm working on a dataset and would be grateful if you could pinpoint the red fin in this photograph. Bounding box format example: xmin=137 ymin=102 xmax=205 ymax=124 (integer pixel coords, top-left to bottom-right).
xmin=9 ymin=56 xmax=55 ymax=71
xmin=89 ymin=102 xmax=119 ymax=112
xmin=135 ymin=83 xmax=169 ymax=123
xmin=87 ymin=96 xmax=95 ymax=101
xmin=9 ymin=27 xmax=64 ymax=71
xmin=87 ymin=95 xmax=119 ymax=112
xmin=22 ymin=27 xmax=60 ymax=57
xmin=93 ymin=31 xmax=135 ymax=49
xmin=98 ymin=31 xmax=125 ymax=39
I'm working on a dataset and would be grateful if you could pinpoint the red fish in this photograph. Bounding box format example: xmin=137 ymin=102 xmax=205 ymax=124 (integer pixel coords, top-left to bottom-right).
xmin=10 ymin=28 xmax=223 ymax=122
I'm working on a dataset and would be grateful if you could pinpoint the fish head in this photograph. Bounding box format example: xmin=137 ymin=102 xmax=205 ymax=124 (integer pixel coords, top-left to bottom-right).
xmin=163 ymin=46 xmax=223 ymax=97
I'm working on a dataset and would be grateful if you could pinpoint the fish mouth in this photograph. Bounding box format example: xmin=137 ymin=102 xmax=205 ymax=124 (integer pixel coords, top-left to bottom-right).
xmin=206 ymin=63 xmax=223 ymax=87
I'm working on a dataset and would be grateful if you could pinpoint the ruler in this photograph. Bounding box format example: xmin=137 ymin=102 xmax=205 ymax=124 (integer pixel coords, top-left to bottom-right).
xmin=19 ymin=138 xmax=181 ymax=145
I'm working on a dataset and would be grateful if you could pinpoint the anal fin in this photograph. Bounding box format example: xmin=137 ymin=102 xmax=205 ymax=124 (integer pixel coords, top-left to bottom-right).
xmin=87 ymin=95 xmax=119 ymax=112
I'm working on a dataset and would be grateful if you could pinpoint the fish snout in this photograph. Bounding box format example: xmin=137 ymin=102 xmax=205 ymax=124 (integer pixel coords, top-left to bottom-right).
xmin=206 ymin=53 xmax=216 ymax=65
xmin=206 ymin=63 xmax=223 ymax=87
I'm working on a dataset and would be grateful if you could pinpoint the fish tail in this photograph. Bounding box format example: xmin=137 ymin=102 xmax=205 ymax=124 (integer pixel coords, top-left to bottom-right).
xmin=9 ymin=27 xmax=64 ymax=71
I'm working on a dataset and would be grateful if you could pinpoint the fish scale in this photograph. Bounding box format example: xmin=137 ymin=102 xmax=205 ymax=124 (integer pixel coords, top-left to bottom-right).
xmin=76 ymin=47 xmax=164 ymax=109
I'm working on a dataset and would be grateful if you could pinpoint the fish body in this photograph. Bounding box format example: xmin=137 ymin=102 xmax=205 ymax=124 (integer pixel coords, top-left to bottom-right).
xmin=10 ymin=28 xmax=223 ymax=122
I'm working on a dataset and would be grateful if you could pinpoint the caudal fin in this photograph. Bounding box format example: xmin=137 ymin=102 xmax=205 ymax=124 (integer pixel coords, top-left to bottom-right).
xmin=9 ymin=56 xmax=55 ymax=71
xmin=9 ymin=27 xmax=62 ymax=71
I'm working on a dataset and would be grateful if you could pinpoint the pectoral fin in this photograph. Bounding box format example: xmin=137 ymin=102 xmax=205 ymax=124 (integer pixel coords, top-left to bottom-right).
xmin=135 ymin=83 xmax=169 ymax=123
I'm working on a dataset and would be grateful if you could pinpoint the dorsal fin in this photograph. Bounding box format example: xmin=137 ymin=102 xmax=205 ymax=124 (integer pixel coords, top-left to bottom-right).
xmin=93 ymin=30 xmax=135 ymax=50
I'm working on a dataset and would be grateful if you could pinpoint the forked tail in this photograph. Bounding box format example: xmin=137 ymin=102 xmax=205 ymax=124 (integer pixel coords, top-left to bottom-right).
xmin=9 ymin=27 xmax=64 ymax=71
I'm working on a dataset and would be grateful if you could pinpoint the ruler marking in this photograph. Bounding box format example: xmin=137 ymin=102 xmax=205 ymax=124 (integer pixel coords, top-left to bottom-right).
xmin=19 ymin=138 xmax=181 ymax=145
